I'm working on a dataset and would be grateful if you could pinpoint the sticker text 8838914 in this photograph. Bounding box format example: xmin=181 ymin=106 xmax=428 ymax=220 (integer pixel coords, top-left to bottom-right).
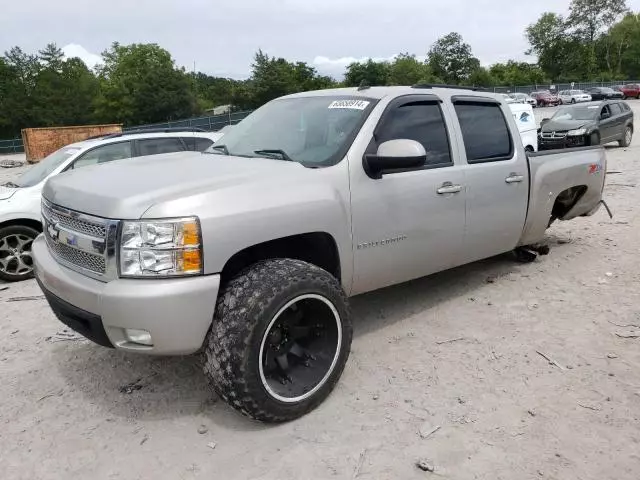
xmin=328 ymin=100 xmax=371 ymax=110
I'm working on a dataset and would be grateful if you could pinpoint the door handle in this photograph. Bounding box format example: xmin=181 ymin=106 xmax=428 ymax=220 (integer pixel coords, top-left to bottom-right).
xmin=505 ymin=174 xmax=524 ymax=184
xmin=437 ymin=183 xmax=462 ymax=194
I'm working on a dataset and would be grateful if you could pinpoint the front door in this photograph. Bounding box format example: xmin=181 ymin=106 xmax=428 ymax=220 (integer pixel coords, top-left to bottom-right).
xmin=349 ymin=95 xmax=466 ymax=295
xmin=448 ymin=99 xmax=529 ymax=263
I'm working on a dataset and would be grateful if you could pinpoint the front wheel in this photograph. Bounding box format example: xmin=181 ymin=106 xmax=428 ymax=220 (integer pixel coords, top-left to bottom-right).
xmin=203 ymin=258 xmax=352 ymax=422
xmin=590 ymin=132 xmax=601 ymax=146
xmin=0 ymin=225 xmax=39 ymax=282
xmin=571 ymin=98 xmax=576 ymax=104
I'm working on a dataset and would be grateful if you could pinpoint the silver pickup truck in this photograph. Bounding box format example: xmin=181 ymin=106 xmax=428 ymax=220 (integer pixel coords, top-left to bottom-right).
xmin=33 ymin=86 xmax=607 ymax=422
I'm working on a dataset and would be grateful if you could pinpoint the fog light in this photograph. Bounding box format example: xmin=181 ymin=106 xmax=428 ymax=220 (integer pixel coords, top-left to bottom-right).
xmin=124 ymin=329 xmax=153 ymax=346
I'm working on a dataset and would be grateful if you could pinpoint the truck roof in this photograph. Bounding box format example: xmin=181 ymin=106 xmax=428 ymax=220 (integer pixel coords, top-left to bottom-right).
xmin=282 ymin=85 xmax=499 ymax=101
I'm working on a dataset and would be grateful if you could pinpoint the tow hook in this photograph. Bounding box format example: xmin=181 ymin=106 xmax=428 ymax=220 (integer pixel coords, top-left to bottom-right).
xmin=600 ymin=200 xmax=613 ymax=219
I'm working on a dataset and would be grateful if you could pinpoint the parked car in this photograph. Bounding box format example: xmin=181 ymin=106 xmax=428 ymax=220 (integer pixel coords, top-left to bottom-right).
xmin=620 ymin=84 xmax=640 ymax=99
xmin=0 ymin=128 xmax=224 ymax=282
xmin=558 ymin=89 xmax=592 ymax=104
xmin=500 ymin=93 xmax=517 ymax=104
xmin=509 ymin=92 xmax=538 ymax=107
xmin=509 ymin=103 xmax=538 ymax=151
xmin=531 ymin=91 xmax=560 ymax=107
xmin=538 ymin=100 xmax=633 ymax=150
xmin=33 ymin=86 xmax=608 ymax=422
xmin=585 ymin=87 xmax=624 ymax=101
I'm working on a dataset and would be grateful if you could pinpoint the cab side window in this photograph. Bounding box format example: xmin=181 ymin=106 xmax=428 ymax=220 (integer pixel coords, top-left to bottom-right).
xmin=375 ymin=101 xmax=452 ymax=167
xmin=454 ymin=102 xmax=513 ymax=163
xmin=183 ymin=137 xmax=214 ymax=152
xmin=601 ymin=105 xmax=612 ymax=119
xmin=72 ymin=142 xmax=132 ymax=169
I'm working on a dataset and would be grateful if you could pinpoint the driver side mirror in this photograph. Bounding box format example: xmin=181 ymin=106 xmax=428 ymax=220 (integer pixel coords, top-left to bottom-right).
xmin=600 ymin=112 xmax=611 ymax=120
xmin=363 ymin=139 xmax=426 ymax=179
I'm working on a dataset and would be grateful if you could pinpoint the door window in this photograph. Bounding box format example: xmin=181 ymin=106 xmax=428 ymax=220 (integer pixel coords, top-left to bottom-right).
xmin=72 ymin=142 xmax=132 ymax=169
xmin=375 ymin=101 xmax=452 ymax=167
xmin=183 ymin=137 xmax=214 ymax=151
xmin=609 ymin=103 xmax=622 ymax=116
xmin=600 ymin=105 xmax=612 ymax=119
xmin=137 ymin=138 xmax=186 ymax=156
xmin=454 ymin=102 xmax=513 ymax=163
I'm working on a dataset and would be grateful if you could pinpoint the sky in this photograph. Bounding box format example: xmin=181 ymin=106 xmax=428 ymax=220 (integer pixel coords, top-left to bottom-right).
xmin=3 ymin=0 xmax=640 ymax=79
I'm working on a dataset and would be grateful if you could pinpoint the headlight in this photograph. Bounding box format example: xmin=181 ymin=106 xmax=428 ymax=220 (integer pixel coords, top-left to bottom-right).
xmin=567 ymin=128 xmax=587 ymax=136
xmin=119 ymin=218 xmax=203 ymax=277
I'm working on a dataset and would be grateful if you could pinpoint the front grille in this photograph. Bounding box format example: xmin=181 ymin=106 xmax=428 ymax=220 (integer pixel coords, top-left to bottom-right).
xmin=42 ymin=200 xmax=116 ymax=279
xmin=42 ymin=202 xmax=106 ymax=238
xmin=46 ymin=236 xmax=106 ymax=274
xmin=541 ymin=131 xmax=568 ymax=139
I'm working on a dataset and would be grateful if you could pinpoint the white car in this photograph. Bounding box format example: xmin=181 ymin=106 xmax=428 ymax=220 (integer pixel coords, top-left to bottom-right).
xmin=509 ymin=103 xmax=538 ymax=152
xmin=509 ymin=92 xmax=538 ymax=107
xmin=558 ymin=90 xmax=592 ymax=104
xmin=0 ymin=128 xmax=224 ymax=282
xmin=500 ymin=93 xmax=517 ymax=104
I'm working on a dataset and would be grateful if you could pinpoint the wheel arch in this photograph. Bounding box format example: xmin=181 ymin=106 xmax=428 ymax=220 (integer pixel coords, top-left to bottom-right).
xmin=0 ymin=218 xmax=43 ymax=233
xmin=220 ymin=232 xmax=341 ymax=286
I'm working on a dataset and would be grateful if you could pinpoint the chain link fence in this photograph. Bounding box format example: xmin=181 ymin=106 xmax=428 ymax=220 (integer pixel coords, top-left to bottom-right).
xmin=492 ymin=80 xmax=639 ymax=94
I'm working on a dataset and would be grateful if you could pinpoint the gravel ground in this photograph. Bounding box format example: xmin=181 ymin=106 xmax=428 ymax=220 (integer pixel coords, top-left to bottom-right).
xmin=1 ymin=106 xmax=639 ymax=480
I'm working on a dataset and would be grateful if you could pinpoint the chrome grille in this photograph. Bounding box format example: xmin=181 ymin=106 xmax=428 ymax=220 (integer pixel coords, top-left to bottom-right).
xmin=42 ymin=201 xmax=106 ymax=238
xmin=41 ymin=199 xmax=117 ymax=279
xmin=46 ymin=236 xmax=106 ymax=273
xmin=541 ymin=131 xmax=568 ymax=139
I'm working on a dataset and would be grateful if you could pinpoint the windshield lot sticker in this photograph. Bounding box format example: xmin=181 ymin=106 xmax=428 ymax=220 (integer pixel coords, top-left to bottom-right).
xmin=328 ymin=100 xmax=370 ymax=110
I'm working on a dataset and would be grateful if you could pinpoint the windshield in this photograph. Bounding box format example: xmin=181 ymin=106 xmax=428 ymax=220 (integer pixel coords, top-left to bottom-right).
xmin=15 ymin=146 xmax=80 ymax=187
xmin=551 ymin=105 xmax=600 ymax=121
xmin=205 ymin=96 xmax=376 ymax=167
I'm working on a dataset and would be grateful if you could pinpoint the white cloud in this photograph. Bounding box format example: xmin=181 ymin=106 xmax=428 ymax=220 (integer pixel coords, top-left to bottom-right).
xmin=61 ymin=43 xmax=102 ymax=69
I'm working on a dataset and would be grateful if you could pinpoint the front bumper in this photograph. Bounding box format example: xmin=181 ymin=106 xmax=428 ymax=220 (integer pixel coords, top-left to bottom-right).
xmin=33 ymin=235 xmax=220 ymax=355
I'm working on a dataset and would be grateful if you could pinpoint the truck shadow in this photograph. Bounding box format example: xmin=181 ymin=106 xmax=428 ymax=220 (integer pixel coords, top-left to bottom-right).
xmin=51 ymin=249 xmax=551 ymax=430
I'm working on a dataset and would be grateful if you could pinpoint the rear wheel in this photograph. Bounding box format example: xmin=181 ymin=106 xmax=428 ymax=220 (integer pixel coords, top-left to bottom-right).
xmin=619 ymin=126 xmax=633 ymax=147
xmin=0 ymin=225 xmax=38 ymax=282
xmin=203 ymin=258 xmax=352 ymax=422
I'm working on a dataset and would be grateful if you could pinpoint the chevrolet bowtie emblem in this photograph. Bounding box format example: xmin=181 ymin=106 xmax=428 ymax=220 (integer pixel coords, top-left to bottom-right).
xmin=47 ymin=222 xmax=60 ymax=241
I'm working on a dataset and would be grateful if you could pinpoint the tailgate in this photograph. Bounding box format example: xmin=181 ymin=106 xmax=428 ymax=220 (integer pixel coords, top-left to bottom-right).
xmin=519 ymin=146 xmax=606 ymax=246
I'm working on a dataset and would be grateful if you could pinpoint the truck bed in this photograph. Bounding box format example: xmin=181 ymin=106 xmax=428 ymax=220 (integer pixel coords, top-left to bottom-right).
xmin=519 ymin=146 xmax=607 ymax=246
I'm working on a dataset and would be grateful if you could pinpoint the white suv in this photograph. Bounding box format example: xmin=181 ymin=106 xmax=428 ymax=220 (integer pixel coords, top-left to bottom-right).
xmin=0 ymin=128 xmax=224 ymax=282
xmin=558 ymin=90 xmax=592 ymax=104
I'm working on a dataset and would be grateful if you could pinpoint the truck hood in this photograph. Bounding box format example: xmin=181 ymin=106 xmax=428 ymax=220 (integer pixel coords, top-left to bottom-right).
xmin=541 ymin=119 xmax=593 ymax=132
xmin=43 ymin=152 xmax=313 ymax=219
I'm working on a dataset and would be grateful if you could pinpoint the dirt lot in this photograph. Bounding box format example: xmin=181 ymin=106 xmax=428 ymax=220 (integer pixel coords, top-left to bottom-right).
xmin=1 ymin=107 xmax=640 ymax=480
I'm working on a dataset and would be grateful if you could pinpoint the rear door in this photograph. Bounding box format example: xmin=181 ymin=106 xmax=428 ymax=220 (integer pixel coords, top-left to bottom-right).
xmin=598 ymin=105 xmax=616 ymax=142
xmin=608 ymin=103 xmax=625 ymax=141
xmin=449 ymin=97 xmax=529 ymax=263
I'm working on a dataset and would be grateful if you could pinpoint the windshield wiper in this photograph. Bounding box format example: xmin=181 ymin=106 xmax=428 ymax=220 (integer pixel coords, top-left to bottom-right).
xmin=2 ymin=181 xmax=19 ymax=188
xmin=253 ymin=149 xmax=295 ymax=162
xmin=204 ymin=144 xmax=229 ymax=155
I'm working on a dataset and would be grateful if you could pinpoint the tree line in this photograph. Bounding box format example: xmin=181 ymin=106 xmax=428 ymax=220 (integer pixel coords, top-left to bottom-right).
xmin=1 ymin=0 xmax=638 ymax=139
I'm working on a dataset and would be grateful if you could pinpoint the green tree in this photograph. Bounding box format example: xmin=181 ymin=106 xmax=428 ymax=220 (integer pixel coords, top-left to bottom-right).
xmin=386 ymin=53 xmax=437 ymax=85
xmin=94 ymin=43 xmax=197 ymax=125
xmin=526 ymin=13 xmax=572 ymax=80
xmin=468 ymin=67 xmax=494 ymax=87
xmin=427 ymin=32 xmax=480 ymax=84
xmin=343 ymin=59 xmax=389 ymax=87
xmin=567 ymin=0 xmax=628 ymax=75
xmin=38 ymin=43 xmax=64 ymax=71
